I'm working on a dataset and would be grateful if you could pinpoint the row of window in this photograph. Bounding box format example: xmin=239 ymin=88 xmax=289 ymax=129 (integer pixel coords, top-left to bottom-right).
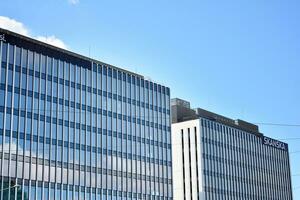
xmin=203 ymin=185 xmax=283 ymax=200
xmin=202 ymin=137 xmax=288 ymax=163
xmin=203 ymin=169 xmax=289 ymax=190
xmin=0 ymin=130 xmax=171 ymax=151
xmin=0 ymin=107 xmax=170 ymax=134
xmin=1 ymin=44 xmax=170 ymax=95
xmin=1 ymin=155 xmax=172 ymax=185
xmin=0 ymin=39 xmax=173 ymax=198
xmin=0 ymin=113 xmax=172 ymax=149
xmin=0 ymin=69 xmax=170 ymax=113
xmin=0 ymin=178 xmax=172 ymax=200
xmin=0 ymin=135 xmax=171 ymax=166
xmin=201 ymin=118 xmax=292 ymax=200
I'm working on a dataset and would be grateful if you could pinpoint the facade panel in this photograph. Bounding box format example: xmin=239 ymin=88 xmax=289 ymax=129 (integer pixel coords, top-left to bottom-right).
xmin=171 ymin=98 xmax=293 ymax=200
xmin=0 ymin=29 xmax=172 ymax=200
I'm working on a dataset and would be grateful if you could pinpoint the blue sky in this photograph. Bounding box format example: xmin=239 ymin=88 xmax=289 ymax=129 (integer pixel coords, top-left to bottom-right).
xmin=1 ymin=0 xmax=300 ymax=197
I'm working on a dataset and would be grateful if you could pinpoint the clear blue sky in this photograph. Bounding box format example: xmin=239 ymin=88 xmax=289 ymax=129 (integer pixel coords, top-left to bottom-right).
xmin=1 ymin=0 xmax=300 ymax=197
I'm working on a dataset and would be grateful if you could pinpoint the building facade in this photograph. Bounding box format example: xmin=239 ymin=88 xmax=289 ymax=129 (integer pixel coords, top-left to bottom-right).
xmin=171 ymin=98 xmax=293 ymax=200
xmin=0 ymin=28 xmax=173 ymax=200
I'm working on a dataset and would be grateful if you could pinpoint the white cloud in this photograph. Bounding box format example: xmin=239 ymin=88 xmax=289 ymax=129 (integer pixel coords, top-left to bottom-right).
xmin=36 ymin=35 xmax=67 ymax=49
xmin=0 ymin=16 xmax=68 ymax=49
xmin=68 ymin=0 xmax=79 ymax=5
xmin=0 ymin=16 xmax=29 ymax=36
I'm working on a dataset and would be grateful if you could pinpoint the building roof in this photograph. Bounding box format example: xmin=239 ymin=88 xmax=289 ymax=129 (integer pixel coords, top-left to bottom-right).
xmin=171 ymin=98 xmax=262 ymax=136
xmin=0 ymin=27 xmax=144 ymax=78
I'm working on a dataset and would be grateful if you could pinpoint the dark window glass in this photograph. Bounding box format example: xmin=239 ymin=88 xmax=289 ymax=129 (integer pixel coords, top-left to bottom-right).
xmin=14 ymin=93 xmax=19 ymax=108
xmin=53 ymin=59 xmax=58 ymax=77
xmin=28 ymin=75 xmax=33 ymax=91
xmin=15 ymin=47 xmax=21 ymax=66
xmin=0 ymin=112 xmax=3 ymax=129
xmin=22 ymin=49 xmax=27 ymax=67
xmin=7 ymin=69 xmax=13 ymax=86
xmin=0 ymin=68 xmax=6 ymax=84
xmin=14 ymin=71 xmax=20 ymax=87
xmin=28 ymin=50 xmax=33 ymax=69
xmin=0 ymin=90 xmax=4 ymax=106
xmin=1 ymin=43 xmax=7 ymax=62
xmin=21 ymin=74 xmax=27 ymax=90
xmin=8 ymin=44 xmax=14 ymax=64
xmin=47 ymin=57 xmax=52 ymax=75
xmin=70 ymin=64 xmax=75 ymax=82
xmin=64 ymin=62 xmax=69 ymax=81
xmin=59 ymin=60 xmax=64 ymax=79
xmin=13 ymin=115 xmax=19 ymax=131
xmin=6 ymin=92 xmax=12 ymax=108
xmin=41 ymin=55 xmax=46 ymax=73
xmin=34 ymin=53 xmax=40 ymax=72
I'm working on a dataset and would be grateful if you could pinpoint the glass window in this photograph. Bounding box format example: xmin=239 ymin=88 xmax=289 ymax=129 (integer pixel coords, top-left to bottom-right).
xmin=3 ymin=68 xmax=14 ymax=90
xmin=0 ymin=113 xmax=3 ymax=130
xmin=34 ymin=53 xmax=40 ymax=72
xmin=41 ymin=55 xmax=46 ymax=73
xmin=0 ymin=68 xmax=6 ymax=84
xmin=70 ymin=64 xmax=75 ymax=82
xmin=44 ymin=187 xmax=49 ymax=200
xmin=53 ymin=59 xmax=58 ymax=77
xmin=0 ymin=90 xmax=5 ymax=106
xmin=1 ymin=43 xmax=7 ymax=62
xmin=28 ymin=75 xmax=33 ymax=91
xmin=47 ymin=57 xmax=52 ymax=75
xmin=21 ymin=73 xmax=27 ymax=90
xmin=6 ymin=92 xmax=12 ymax=108
xmin=81 ymin=68 xmax=86 ymax=85
xmin=30 ymin=185 xmax=36 ymax=200
xmin=59 ymin=60 xmax=64 ymax=79
xmin=21 ymin=49 xmax=27 ymax=67
xmin=28 ymin=51 xmax=33 ymax=69
xmin=14 ymin=71 xmax=20 ymax=87
xmin=14 ymin=93 xmax=19 ymax=109
xmin=102 ymin=67 xmax=107 ymax=91
xmin=80 ymin=150 xmax=85 ymax=165
xmin=102 ymin=134 xmax=107 ymax=149
xmin=16 ymin=47 xmax=21 ymax=66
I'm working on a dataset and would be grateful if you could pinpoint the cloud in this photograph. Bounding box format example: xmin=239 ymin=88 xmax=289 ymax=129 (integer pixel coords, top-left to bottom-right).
xmin=36 ymin=35 xmax=67 ymax=49
xmin=68 ymin=0 xmax=79 ymax=5
xmin=0 ymin=16 xmax=29 ymax=36
xmin=0 ymin=16 xmax=68 ymax=49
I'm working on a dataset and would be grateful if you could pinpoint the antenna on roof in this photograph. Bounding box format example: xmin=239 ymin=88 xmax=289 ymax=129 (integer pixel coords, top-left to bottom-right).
xmin=88 ymin=45 xmax=91 ymax=58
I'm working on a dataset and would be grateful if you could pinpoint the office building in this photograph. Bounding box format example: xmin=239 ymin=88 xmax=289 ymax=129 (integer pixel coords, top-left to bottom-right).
xmin=0 ymin=28 xmax=172 ymax=200
xmin=171 ymin=98 xmax=292 ymax=200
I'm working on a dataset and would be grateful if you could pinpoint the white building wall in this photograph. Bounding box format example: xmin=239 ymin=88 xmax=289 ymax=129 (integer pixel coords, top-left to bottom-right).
xmin=171 ymin=122 xmax=184 ymax=200
xmin=172 ymin=119 xmax=204 ymax=200
xmin=172 ymin=117 xmax=292 ymax=199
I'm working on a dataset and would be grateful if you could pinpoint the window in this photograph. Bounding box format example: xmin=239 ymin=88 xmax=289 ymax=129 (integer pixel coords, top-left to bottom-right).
xmin=0 ymin=68 xmax=6 ymax=84
xmin=59 ymin=61 xmax=64 ymax=79
xmin=102 ymin=134 xmax=107 ymax=149
xmin=14 ymin=71 xmax=20 ymax=87
xmin=34 ymin=53 xmax=40 ymax=72
xmin=70 ymin=64 xmax=75 ymax=82
xmin=6 ymin=92 xmax=12 ymax=108
xmin=47 ymin=57 xmax=52 ymax=75
xmin=21 ymin=74 xmax=27 ymax=90
xmin=53 ymin=59 xmax=58 ymax=77
xmin=64 ymin=63 xmax=70 ymax=81
xmin=28 ymin=51 xmax=33 ymax=69
xmin=4 ymin=66 xmax=14 ymax=83
xmin=1 ymin=43 xmax=7 ymax=62
xmin=41 ymin=55 xmax=46 ymax=74
xmin=0 ymin=90 xmax=5 ymax=106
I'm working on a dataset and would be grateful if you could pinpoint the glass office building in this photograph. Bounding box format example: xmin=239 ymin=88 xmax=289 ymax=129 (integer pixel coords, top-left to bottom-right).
xmin=171 ymin=98 xmax=293 ymax=200
xmin=0 ymin=28 xmax=172 ymax=200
